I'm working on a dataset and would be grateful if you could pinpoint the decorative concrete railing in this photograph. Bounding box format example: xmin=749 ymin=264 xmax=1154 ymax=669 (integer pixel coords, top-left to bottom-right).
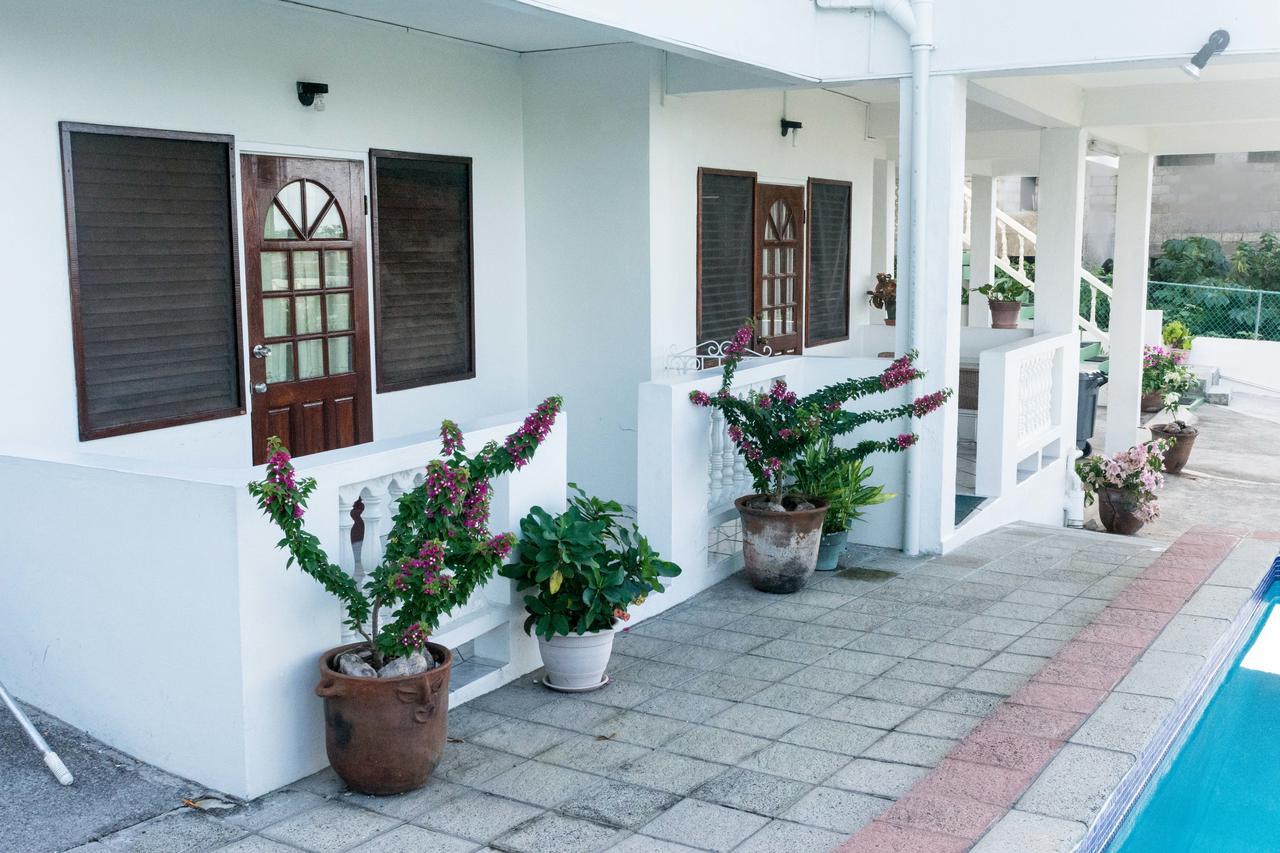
xmin=974 ymin=331 xmax=1077 ymax=499
xmin=637 ymin=355 xmax=908 ymax=618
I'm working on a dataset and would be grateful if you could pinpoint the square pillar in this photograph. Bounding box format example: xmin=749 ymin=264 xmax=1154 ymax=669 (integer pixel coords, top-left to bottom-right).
xmin=967 ymin=174 xmax=996 ymax=328
xmin=1104 ymin=153 xmax=1154 ymax=455
xmin=871 ymin=158 xmax=897 ymax=285
xmin=1034 ymin=128 xmax=1087 ymax=337
xmin=894 ymin=80 xmax=913 ymax=355
xmin=914 ymin=75 xmax=968 ymax=553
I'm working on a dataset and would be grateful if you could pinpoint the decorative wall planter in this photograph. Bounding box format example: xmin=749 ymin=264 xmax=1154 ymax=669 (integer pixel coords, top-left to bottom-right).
xmin=988 ymin=300 xmax=1022 ymax=329
xmin=1098 ymin=488 xmax=1146 ymax=536
xmin=1141 ymin=391 xmax=1165 ymax=413
xmin=315 ymin=642 xmax=452 ymax=795
xmin=815 ymin=529 xmax=848 ymax=572
xmin=537 ymin=629 xmax=614 ymax=691
xmin=736 ymin=495 xmax=829 ymax=593
xmin=1149 ymin=423 xmax=1199 ymax=475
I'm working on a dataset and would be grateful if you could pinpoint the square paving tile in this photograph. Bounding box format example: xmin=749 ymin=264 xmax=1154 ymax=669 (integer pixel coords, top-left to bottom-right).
xmin=664 ymin=725 xmax=771 ymax=764
xmin=781 ymin=786 xmax=889 ymax=833
xmin=747 ymin=682 xmax=842 ymax=715
xmin=493 ymin=813 xmax=623 ymax=853
xmin=260 ymin=802 xmax=398 ymax=853
xmin=610 ymin=750 xmax=727 ymax=795
xmin=223 ymin=790 xmax=329 ymax=831
xmin=855 ymin=677 xmax=949 ymax=707
xmin=826 ymin=758 xmax=930 ymax=798
xmin=556 ymin=778 xmax=680 ymax=828
xmin=732 ymin=819 xmax=847 ymax=853
xmin=972 ymin=809 xmax=1087 ymax=853
xmin=676 ymin=670 xmax=772 ymax=702
xmin=707 ymin=703 xmax=807 ymax=738
xmin=1070 ymin=692 xmax=1174 ymax=755
xmin=692 ymin=767 xmax=812 ymax=817
xmin=346 ymin=825 xmax=479 ymax=853
xmin=782 ymin=665 xmax=873 ymax=695
xmin=1115 ymin=649 xmax=1205 ymax=699
xmin=1017 ymin=744 xmax=1134 ymax=823
xmin=861 ymin=731 xmax=957 ymax=768
xmin=781 ymin=718 xmax=884 ymax=756
xmin=898 ymin=709 xmax=983 ymax=740
xmin=739 ymin=742 xmax=852 ymax=784
xmin=415 ymin=790 xmax=544 ymax=841
xmin=102 ymin=810 xmax=246 ymax=853
xmin=587 ymin=709 xmax=691 ymax=748
xmin=636 ymin=690 xmax=735 ymax=723
xmin=820 ymin=696 xmax=916 ymax=729
xmin=212 ymin=837 xmax=300 ymax=853
xmin=466 ymin=718 xmax=575 ymax=757
xmin=641 ymin=797 xmax=770 ymax=851
xmin=477 ymin=758 xmax=599 ymax=807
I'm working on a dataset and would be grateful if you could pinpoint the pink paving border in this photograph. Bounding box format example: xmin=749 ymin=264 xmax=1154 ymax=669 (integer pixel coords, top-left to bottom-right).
xmin=836 ymin=526 xmax=1246 ymax=853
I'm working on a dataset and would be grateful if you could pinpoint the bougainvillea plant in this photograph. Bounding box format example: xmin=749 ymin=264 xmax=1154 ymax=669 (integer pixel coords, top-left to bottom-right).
xmin=1142 ymin=345 xmax=1197 ymax=411
xmin=688 ymin=323 xmax=951 ymax=503
xmin=1076 ymin=440 xmax=1170 ymax=524
xmin=248 ymin=396 xmax=564 ymax=667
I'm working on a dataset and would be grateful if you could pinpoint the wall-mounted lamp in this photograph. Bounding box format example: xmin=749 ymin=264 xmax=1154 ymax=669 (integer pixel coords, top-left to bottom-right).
xmin=780 ymin=118 xmax=803 ymax=138
xmin=297 ymin=81 xmax=329 ymax=111
xmin=1181 ymin=30 xmax=1230 ymax=79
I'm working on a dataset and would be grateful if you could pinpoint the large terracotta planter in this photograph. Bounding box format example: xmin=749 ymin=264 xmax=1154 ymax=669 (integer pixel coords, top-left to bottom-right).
xmin=1098 ymin=488 xmax=1146 ymax=536
xmin=1150 ymin=423 xmax=1199 ymax=475
xmin=315 ymin=642 xmax=451 ymax=795
xmin=988 ymin=300 xmax=1021 ymax=329
xmin=538 ymin=629 xmax=614 ymax=691
xmin=1141 ymin=391 xmax=1165 ymax=413
xmin=736 ymin=495 xmax=829 ymax=593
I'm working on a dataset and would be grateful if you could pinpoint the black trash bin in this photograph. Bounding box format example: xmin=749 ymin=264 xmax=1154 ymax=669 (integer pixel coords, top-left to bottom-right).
xmin=1077 ymin=371 xmax=1108 ymax=455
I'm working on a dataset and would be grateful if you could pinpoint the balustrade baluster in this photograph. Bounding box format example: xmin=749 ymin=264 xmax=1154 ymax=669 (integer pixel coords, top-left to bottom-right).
xmin=337 ymin=494 xmax=357 ymax=643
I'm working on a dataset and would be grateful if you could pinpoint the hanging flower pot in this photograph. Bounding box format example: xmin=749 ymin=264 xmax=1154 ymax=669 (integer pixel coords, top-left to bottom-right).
xmin=737 ymin=495 xmax=829 ymax=593
xmin=1149 ymin=422 xmax=1199 ymax=474
xmin=1098 ymin=488 xmax=1146 ymax=535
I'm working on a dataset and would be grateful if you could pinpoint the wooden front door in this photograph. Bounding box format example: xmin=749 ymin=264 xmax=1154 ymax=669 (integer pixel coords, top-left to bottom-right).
xmin=755 ymin=184 xmax=805 ymax=354
xmin=242 ymin=155 xmax=372 ymax=465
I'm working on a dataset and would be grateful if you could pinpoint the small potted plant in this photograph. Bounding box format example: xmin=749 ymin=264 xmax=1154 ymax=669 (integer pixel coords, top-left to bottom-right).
xmin=1141 ymin=345 xmax=1193 ymax=413
xmin=1162 ymin=320 xmax=1194 ymax=359
xmin=1077 ymin=440 xmax=1169 ymax=535
xmin=868 ymin=273 xmax=898 ymax=326
xmin=248 ymin=397 xmax=563 ymax=795
xmin=794 ymin=441 xmax=893 ymax=571
xmin=974 ymin=279 xmax=1029 ymax=329
xmin=691 ymin=324 xmax=949 ymax=593
xmin=502 ymin=487 xmax=680 ymax=691
xmin=1147 ymin=355 xmax=1200 ymax=474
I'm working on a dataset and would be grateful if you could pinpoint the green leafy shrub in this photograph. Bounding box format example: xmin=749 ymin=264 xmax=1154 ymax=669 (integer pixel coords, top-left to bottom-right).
xmin=976 ymin=279 xmax=1029 ymax=302
xmin=1151 ymin=237 xmax=1230 ymax=283
xmin=502 ymin=487 xmax=680 ymax=640
xmin=793 ymin=440 xmax=894 ymax=534
xmin=1232 ymin=232 xmax=1280 ymax=291
xmin=1162 ymin=320 xmax=1193 ymax=350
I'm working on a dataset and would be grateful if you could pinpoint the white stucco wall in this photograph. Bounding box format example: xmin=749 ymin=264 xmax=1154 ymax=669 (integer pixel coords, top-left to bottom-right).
xmin=1 ymin=0 xmax=529 ymax=468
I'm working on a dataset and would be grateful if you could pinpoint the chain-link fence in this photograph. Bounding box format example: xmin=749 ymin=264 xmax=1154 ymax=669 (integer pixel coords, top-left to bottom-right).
xmin=1147 ymin=281 xmax=1280 ymax=342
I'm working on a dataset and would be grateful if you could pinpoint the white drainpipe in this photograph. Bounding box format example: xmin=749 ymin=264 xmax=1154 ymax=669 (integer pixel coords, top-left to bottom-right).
xmin=814 ymin=0 xmax=934 ymax=553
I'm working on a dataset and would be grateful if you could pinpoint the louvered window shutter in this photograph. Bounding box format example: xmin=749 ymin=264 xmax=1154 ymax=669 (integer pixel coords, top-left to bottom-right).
xmin=62 ymin=125 xmax=242 ymax=439
xmin=807 ymin=179 xmax=852 ymax=346
xmin=698 ymin=171 xmax=756 ymax=344
xmin=370 ymin=152 xmax=474 ymax=392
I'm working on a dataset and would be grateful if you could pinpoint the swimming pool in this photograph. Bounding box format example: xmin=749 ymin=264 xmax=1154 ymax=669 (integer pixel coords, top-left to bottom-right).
xmin=1085 ymin=557 xmax=1280 ymax=852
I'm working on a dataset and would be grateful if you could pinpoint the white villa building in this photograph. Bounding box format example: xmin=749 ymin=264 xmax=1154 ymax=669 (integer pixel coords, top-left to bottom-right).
xmin=4 ymin=0 xmax=1280 ymax=801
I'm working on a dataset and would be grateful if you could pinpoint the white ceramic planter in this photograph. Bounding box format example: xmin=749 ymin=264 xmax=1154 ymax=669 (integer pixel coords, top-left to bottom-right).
xmin=537 ymin=629 xmax=615 ymax=691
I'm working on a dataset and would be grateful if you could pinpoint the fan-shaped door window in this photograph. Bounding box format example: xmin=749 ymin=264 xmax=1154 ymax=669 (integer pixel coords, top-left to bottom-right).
xmin=262 ymin=179 xmax=346 ymax=240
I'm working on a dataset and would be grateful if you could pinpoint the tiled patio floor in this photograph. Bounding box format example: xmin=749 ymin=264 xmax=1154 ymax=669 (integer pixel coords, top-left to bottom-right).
xmin=118 ymin=523 xmax=1170 ymax=853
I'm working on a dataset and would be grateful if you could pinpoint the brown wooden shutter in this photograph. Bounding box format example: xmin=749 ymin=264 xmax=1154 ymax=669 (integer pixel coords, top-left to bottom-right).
xmin=370 ymin=151 xmax=474 ymax=392
xmin=698 ymin=169 xmax=757 ymax=344
xmin=806 ymin=178 xmax=852 ymax=346
xmin=61 ymin=124 xmax=243 ymax=440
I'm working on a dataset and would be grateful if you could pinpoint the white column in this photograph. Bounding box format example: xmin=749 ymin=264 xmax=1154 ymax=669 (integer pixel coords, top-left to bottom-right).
xmin=871 ymin=159 xmax=897 ymax=282
xmin=894 ymin=80 xmax=913 ymax=355
xmin=1104 ymin=153 xmax=1155 ymax=455
xmin=967 ymin=174 xmax=996 ymax=328
xmin=1034 ymin=128 xmax=1087 ymax=336
xmin=914 ymin=75 xmax=967 ymax=553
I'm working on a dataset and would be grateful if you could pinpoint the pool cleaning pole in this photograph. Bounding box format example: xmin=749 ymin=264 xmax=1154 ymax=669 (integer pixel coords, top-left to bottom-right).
xmin=0 ymin=679 xmax=74 ymax=785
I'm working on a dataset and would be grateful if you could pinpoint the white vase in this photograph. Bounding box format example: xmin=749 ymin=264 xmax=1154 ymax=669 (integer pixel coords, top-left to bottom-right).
xmin=537 ymin=629 xmax=614 ymax=691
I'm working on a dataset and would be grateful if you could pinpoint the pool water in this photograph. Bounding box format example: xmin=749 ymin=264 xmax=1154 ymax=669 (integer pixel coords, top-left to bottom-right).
xmin=1109 ymin=581 xmax=1280 ymax=852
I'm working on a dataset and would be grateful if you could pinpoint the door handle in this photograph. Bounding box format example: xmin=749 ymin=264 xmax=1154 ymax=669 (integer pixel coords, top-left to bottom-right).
xmin=252 ymin=345 xmax=272 ymax=359
xmin=253 ymin=382 xmax=268 ymax=394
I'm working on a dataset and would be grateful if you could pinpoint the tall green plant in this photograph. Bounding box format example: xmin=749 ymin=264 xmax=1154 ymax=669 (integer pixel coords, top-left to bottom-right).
xmin=1151 ymin=236 xmax=1230 ymax=283
xmin=1232 ymin=232 xmax=1280 ymax=291
xmin=793 ymin=440 xmax=894 ymax=534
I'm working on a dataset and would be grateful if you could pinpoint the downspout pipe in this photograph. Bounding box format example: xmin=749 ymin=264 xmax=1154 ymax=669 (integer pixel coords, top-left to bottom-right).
xmin=814 ymin=0 xmax=934 ymax=554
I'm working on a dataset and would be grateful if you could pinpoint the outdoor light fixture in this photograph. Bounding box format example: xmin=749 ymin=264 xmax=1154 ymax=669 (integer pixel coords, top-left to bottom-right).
xmin=780 ymin=118 xmax=803 ymax=138
xmin=297 ymin=81 xmax=328 ymax=111
xmin=1181 ymin=29 xmax=1230 ymax=79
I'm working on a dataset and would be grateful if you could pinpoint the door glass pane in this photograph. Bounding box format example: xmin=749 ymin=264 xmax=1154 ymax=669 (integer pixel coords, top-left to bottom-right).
xmin=312 ymin=203 xmax=345 ymax=238
xmin=326 ymin=293 xmax=351 ymax=332
xmin=260 ymin=251 xmax=289 ymax=291
xmin=263 ymin=203 xmax=299 ymax=239
xmin=263 ymin=297 xmax=290 ymax=338
xmin=785 ymin=306 xmax=794 ymax=333
xmin=328 ymin=336 xmax=353 ymax=375
xmin=760 ymin=311 xmax=771 ymax=336
xmin=298 ymin=339 xmax=324 ymax=379
xmin=278 ymin=181 xmax=303 ymax=229
xmin=265 ymin=341 xmax=294 ymax=382
xmin=293 ymin=251 xmax=320 ymax=289
xmin=296 ymin=295 xmax=323 ymax=334
xmin=304 ymin=181 xmax=329 ymax=231
xmin=324 ymin=251 xmax=349 ymax=288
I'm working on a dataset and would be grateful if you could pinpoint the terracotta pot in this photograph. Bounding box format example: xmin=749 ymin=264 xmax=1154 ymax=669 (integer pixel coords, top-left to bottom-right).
xmin=1141 ymin=391 xmax=1165 ymax=413
xmin=538 ymin=630 xmax=614 ymax=691
xmin=1149 ymin=423 xmax=1199 ymax=475
xmin=736 ymin=495 xmax=829 ymax=593
xmin=815 ymin=529 xmax=848 ymax=572
xmin=315 ymin=642 xmax=452 ymax=795
xmin=988 ymin=300 xmax=1022 ymax=329
xmin=1098 ymin=488 xmax=1146 ymax=536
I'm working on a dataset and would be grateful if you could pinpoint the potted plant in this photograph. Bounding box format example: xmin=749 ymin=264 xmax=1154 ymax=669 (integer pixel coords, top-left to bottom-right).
xmin=502 ymin=487 xmax=680 ymax=691
xmin=1162 ymin=320 xmax=1194 ymax=359
xmin=1147 ymin=355 xmax=1200 ymax=474
xmin=1077 ymin=441 xmax=1169 ymax=535
xmin=868 ymin=273 xmax=898 ymax=326
xmin=974 ymin=279 xmax=1029 ymax=329
xmin=1141 ymin=345 xmax=1194 ymax=413
xmin=247 ymin=397 xmax=563 ymax=795
xmin=690 ymin=324 xmax=950 ymax=593
xmin=793 ymin=441 xmax=894 ymax=571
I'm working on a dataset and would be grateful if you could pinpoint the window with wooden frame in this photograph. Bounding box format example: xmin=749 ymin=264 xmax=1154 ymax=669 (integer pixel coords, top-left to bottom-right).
xmin=805 ymin=178 xmax=852 ymax=347
xmin=60 ymin=123 xmax=243 ymax=440
xmin=369 ymin=150 xmax=474 ymax=392
xmin=697 ymin=168 xmax=757 ymax=345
